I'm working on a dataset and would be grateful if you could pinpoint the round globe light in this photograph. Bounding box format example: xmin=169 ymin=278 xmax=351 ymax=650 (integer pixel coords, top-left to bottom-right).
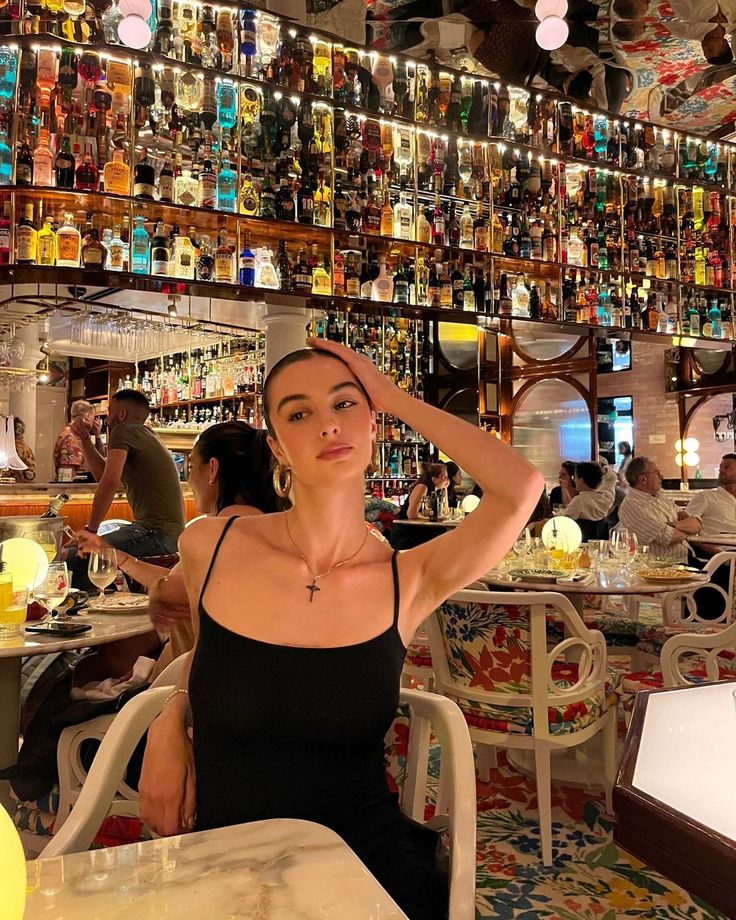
xmin=535 ymin=15 xmax=569 ymax=50
xmin=461 ymin=494 xmax=481 ymax=514
xmin=0 ymin=537 xmax=49 ymax=591
xmin=119 ymin=0 xmax=152 ymax=17
xmin=683 ymin=451 xmax=700 ymax=467
xmin=534 ymin=0 xmax=568 ymax=20
xmin=675 ymin=438 xmax=683 ymax=452
xmin=541 ymin=515 xmax=582 ymax=554
xmin=675 ymin=453 xmax=684 ymax=467
xmin=683 ymin=436 xmax=700 ymax=452
xmin=118 ymin=14 xmax=152 ymax=49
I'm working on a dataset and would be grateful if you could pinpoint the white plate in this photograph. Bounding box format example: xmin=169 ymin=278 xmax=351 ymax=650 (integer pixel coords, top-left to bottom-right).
xmin=86 ymin=593 xmax=149 ymax=613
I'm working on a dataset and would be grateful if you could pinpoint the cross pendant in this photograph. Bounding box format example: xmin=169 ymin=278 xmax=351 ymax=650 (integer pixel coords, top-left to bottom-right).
xmin=307 ymin=581 xmax=321 ymax=602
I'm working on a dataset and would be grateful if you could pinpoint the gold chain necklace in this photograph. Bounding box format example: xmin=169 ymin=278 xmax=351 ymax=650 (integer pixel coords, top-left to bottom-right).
xmin=285 ymin=516 xmax=370 ymax=602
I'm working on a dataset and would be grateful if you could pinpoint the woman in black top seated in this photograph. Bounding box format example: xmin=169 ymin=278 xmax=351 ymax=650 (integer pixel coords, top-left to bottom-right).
xmin=549 ymin=460 xmax=577 ymax=509
xmin=445 ymin=461 xmax=462 ymax=508
xmin=391 ymin=462 xmax=450 ymax=550
xmin=139 ymin=340 xmax=543 ymax=920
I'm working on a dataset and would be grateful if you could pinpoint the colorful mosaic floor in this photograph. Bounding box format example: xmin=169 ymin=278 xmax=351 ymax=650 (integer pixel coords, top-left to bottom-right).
xmin=470 ymin=750 xmax=724 ymax=920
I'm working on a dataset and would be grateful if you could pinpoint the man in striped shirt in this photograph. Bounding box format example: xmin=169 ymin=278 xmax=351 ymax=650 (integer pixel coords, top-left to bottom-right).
xmin=618 ymin=456 xmax=703 ymax=562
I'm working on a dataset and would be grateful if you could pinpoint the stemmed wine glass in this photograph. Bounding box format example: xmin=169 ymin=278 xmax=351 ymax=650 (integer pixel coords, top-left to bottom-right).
xmin=88 ymin=548 xmax=118 ymax=603
xmin=35 ymin=562 xmax=70 ymax=621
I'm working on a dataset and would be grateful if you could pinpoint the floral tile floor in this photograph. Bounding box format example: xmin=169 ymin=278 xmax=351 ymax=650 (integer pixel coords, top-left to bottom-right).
xmin=470 ymin=751 xmax=724 ymax=920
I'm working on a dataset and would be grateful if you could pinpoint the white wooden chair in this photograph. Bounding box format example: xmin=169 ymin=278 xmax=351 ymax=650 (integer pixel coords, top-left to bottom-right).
xmin=43 ymin=684 xmax=477 ymax=920
xmin=428 ymin=589 xmax=619 ymax=866
xmin=54 ymin=653 xmax=188 ymax=831
xmin=660 ymin=551 xmax=736 ymax=627
xmin=661 ymin=619 xmax=736 ymax=688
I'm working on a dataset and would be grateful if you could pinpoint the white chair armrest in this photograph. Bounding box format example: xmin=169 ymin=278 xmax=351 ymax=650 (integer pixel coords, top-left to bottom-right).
xmin=400 ymin=689 xmax=476 ymax=920
xmin=661 ymin=620 xmax=736 ymax=687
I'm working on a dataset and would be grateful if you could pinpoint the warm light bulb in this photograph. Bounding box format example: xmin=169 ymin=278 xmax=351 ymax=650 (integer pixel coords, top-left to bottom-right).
xmin=683 ymin=451 xmax=700 ymax=467
xmin=541 ymin=516 xmax=582 ymax=553
xmin=461 ymin=495 xmax=480 ymax=513
xmin=118 ymin=14 xmax=152 ymax=49
xmin=119 ymin=0 xmax=152 ymax=17
xmin=535 ymin=15 xmax=569 ymax=50
xmin=534 ymin=0 xmax=568 ymax=19
xmin=683 ymin=437 xmax=700 ymax=452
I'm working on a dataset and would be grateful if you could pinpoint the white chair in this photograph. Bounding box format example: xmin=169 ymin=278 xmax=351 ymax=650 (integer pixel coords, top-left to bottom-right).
xmin=428 ymin=589 xmax=619 ymax=866
xmin=97 ymin=519 xmax=131 ymax=536
xmin=43 ymin=684 xmax=477 ymax=920
xmin=661 ymin=551 xmax=736 ymax=627
xmin=660 ymin=619 xmax=736 ymax=687
xmin=54 ymin=653 xmax=188 ymax=831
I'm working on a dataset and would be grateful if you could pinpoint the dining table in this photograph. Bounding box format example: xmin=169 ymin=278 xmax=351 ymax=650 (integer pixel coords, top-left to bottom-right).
xmin=690 ymin=533 xmax=736 ymax=549
xmin=0 ymin=607 xmax=154 ymax=813
xmin=24 ymin=818 xmax=408 ymax=919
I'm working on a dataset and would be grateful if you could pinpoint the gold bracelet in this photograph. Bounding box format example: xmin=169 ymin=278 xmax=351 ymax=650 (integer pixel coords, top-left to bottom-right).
xmin=165 ymin=688 xmax=189 ymax=707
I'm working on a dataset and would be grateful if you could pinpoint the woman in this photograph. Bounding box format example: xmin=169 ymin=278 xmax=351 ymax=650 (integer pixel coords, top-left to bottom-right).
xmin=445 ymin=461 xmax=462 ymax=508
xmin=617 ymin=440 xmax=634 ymax=486
xmin=549 ymin=460 xmax=576 ymax=509
xmin=139 ymin=340 xmax=542 ymax=920
xmin=82 ymin=421 xmax=278 ymax=664
xmin=399 ymin=462 xmax=450 ymax=521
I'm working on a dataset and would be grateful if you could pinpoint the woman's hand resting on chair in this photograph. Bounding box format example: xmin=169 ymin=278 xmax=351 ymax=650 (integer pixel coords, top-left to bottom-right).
xmin=139 ymin=697 xmax=196 ymax=836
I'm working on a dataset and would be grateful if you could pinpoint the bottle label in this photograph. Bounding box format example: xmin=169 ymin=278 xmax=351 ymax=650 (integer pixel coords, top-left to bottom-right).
xmin=56 ymin=232 xmax=79 ymax=263
xmin=104 ymin=161 xmax=130 ymax=195
xmin=38 ymin=236 xmax=54 ymax=264
xmin=109 ymin=242 xmax=125 ymax=270
xmin=159 ymin=175 xmax=175 ymax=201
xmin=199 ymin=176 xmax=217 ymax=208
xmin=105 ymin=61 xmax=131 ymax=89
xmin=134 ymin=180 xmax=157 ymax=198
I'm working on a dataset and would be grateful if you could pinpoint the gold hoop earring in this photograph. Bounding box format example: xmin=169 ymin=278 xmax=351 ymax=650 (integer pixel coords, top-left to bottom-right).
xmin=367 ymin=441 xmax=380 ymax=475
xmin=273 ymin=464 xmax=292 ymax=498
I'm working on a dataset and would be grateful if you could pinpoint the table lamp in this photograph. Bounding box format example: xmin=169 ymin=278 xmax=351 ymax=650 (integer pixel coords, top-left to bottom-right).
xmin=541 ymin=516 xmax=582 ymax=554
xmin=0 ymin=537 xmax=49 ymax=591
xmin=461 ymin=494 xmax=480 ymax=514
xmin=0 ymin=803 xmax=26 ymax=918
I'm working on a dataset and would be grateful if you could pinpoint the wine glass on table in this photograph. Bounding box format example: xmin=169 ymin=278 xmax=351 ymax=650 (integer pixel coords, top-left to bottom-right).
xmin=35 ymin=562 xmax=70 ymax=622
xmin=88 ymin=547 xmax=118 ymax=605
xmin=27 ymin=528 xmax=58 ymax=563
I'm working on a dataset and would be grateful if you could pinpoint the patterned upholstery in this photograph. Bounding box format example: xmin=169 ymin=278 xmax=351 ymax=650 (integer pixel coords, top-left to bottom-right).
xmin=622 ymin=661 xmax=736 ymax=694
xmin=435 ymin=599 xmax=619 ymax=736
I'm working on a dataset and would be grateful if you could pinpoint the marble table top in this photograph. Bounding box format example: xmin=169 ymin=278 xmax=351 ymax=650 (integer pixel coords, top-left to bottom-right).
xmin=484 ymin=568 xmax=709 ymax=595
xmin=0 ymin=610 xmax=153 ymax=658
xmin=25 ymin=819 xmax=407 ymax=919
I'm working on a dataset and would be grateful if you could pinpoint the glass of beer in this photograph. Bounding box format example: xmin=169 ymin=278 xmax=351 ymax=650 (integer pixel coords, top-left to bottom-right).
xmin=0 ymin=584 xmax=30 ymax=634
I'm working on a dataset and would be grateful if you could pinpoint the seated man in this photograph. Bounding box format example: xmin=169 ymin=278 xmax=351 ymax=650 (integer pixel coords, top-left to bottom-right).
xmin=565 ymin=462 xmax=612 ymax=519
xmin=686 ymin=453 xmax=736 ymax=556
xmin=618 ymin=456 xmax=702 ymax=562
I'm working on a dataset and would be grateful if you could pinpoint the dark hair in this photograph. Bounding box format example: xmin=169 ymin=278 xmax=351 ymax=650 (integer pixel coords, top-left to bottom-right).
xmin=618 ymin=441 xmax=632 ymax=456
xmin=722 ymin=454 xmax=736 ymax=462
xmin=262 ymin=348 xmax=370 ymax=437
xmin=576 ymin=461 xmax=603 ymax=490
xmin=111 ymin=389 xmax=150 ymax=418
xmin=560 ymin=460 xmax=576 ymax=478
xmin=418 ymin=462 xmax=447 ymax=488
xmin=193 ymin=421 xmax=279 ymax=514
xmin=13 ymin=417 xmax=24 ymax=435
xmin=445 ymin=461 xmax=460 ymax=482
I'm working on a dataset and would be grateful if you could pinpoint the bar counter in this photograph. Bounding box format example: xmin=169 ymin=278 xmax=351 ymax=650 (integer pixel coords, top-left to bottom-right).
xmin=0 ymin=482 xmax=197 ymax=529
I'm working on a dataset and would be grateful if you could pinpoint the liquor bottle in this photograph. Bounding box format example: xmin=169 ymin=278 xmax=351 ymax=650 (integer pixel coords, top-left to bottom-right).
xmin=417 ymin=207 xmax=432 ymax=245
xmin=432 ymin=195 xmax=445 ymax=246
xmin=256 ymin=246 xmax=281 ymax=289
xmin=451 ymin=262 xmax=464 ymax=308
xmin=259 ymin=172 xmax=277 ymax=219
xmin=108 ymin=225 xmax=125 ymax=272
xmin=215 ymin=228 xmax=234 ymax=283
xmin=0 ymin=201 xmax=11 ymax=265
xmin=462 ymin=266 xmax=475 ymax=311
xmin=511 ymin=273 xmax=530 ymax=317
xmin=151 ymin=222 xmax=170 ymax=276
xmin=709 ymin=299 xmax=723 ymax=339
xmin=311 ymin=258 xmax=332 ymax=296
xmin=33 ymin=126 xmax=54 ymax=187
xmin=131 ymin=216 xmax=150 ymax=274
xmin=239 ymin=172 xmax=259 ymax=216
xmin=459 ymin=204 xmax=474 ymax=250
xmin=0 ymin=129 xmax=11 ymax=187
xmin=393 ymin=185 xmax=413 ymax=240
xmin=497 ymin=273 xmax=512 ymax=316
xmin=175 ymin=166 xmax=198 ymax=208
xmin=293 ymin=247 xmax=312 ymax=294
xmin=16 ymin=136 xmax=33 ymax=186
xmin=216 ymin=9 xmax=235 ymax=70
xmin=158 ymin=156 xmax=175 ymax=203
xmin=81 ymin=227 xmax=107 ymax=269
xmin=103 ymin=148 xmax=130 ymax=196
xmin=134 ymin=149 xmax=156 ymax=199
xmin=56 ymin=212 xmax=81 ymax=268
xmin=275 ymin=239 xmax=291 ymax=290
xmin=439 ymin=263 xmax=453 ymax=308
xmin=345 ymin=252 xmax=360 ymax=298
xmin=475 ymin=204 xmax=490 ymax=253
xmin=36 ymin=47 xmax=58 ymax=100
xmin=196 ymin=235 xmax=215 ymax=281
xmin=172 ymin=229 xmax=195 ymax=279
xmin=37 ymin=216 xmax=56 ymax=266
xmin=40 ymin=493 xmax=70 ymax=518
xmin=198 ymin=159 xmax=217 ymax=209
xmin=276 ymin=178 xmax=295 ymax=221
xmin=298 ymin=178 xmax=315 ymax=224
xmin=380 ymin=189 xmax=393 ymax=237
xmin=52 ymin=135 xmax=75 ymax=190
xmin=239 ymin=232 xmax=256 ymax=286
xmin=372 ymin=256 xmax=394 ymax=302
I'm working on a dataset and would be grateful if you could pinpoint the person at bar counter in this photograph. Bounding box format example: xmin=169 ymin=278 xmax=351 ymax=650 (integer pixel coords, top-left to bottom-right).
xmin=65 ymin=389 xmax=185 ymax=587
xmin=138 ymin=339 xmax=543 ymax=920
xmin=618 ymin=456 xmax=702 ymax=562
xmin=445 ymin=461 xmax=462 ymax=508
xmin=685 ymin=453 xmax=736 ymax=556
xmin=53 ymin=399 xmax=104 ymax=483
xmin=8 ymin=417 xmax=35 ymax=482
xmin=389 ymin=462 xmax=450 ymax=550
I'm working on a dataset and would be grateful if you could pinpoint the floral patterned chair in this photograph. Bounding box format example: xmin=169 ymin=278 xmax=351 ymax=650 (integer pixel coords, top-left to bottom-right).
xmin=427 ymin=589 xmax=620 ymax=866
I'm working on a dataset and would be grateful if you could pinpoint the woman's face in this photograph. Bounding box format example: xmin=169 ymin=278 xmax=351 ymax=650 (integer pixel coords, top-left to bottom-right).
xmin=14 ymin=420 xmax=24 ymax=439
xmin=558 ymin=466 xmax=571 ymax=484
xmin=267 ymin=355 xmax=375 ymax=489
xmin=188 ymin=447 xmax=219 ymax=514
xmin=432 ymin=466 xmax=450 ymax=489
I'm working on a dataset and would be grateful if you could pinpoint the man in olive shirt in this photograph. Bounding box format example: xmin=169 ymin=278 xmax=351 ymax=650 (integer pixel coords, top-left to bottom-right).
xmin=66 ymin=389 xmax=184 ymax=585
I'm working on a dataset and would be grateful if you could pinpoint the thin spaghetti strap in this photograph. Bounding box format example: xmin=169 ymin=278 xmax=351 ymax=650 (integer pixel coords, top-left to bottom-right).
xmin=198 ymin=516 xmax=239 ymax=610
xmin=390 ymin=550 xmax=401 ymax=628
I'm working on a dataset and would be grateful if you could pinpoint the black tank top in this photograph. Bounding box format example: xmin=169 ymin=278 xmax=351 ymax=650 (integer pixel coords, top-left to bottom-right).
xmin=190 ymin=516 xmax=407 ymax=830
xmin=188 ymin=518 xmax=449 ymax=919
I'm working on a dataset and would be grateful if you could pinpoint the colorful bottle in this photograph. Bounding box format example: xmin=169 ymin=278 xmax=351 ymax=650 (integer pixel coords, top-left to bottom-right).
xmin=37 ymin=215 xmax=56 ymax=266
xmin=103 ymin=148 xmax=131 ymax=196
xmin=217 ymin=152 xmax=237 ymax=212
xmin=131 ymin=215 xmax=150 ymax=274
xmin=239 ymin=232 xmax=256 ymax=286
xmin=56 ymin=212 xmax=81 ymax=268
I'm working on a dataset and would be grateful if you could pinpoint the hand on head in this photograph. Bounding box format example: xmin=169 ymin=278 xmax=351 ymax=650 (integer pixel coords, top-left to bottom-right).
xmin=307 ymin=337 xmax=395 ymax=413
